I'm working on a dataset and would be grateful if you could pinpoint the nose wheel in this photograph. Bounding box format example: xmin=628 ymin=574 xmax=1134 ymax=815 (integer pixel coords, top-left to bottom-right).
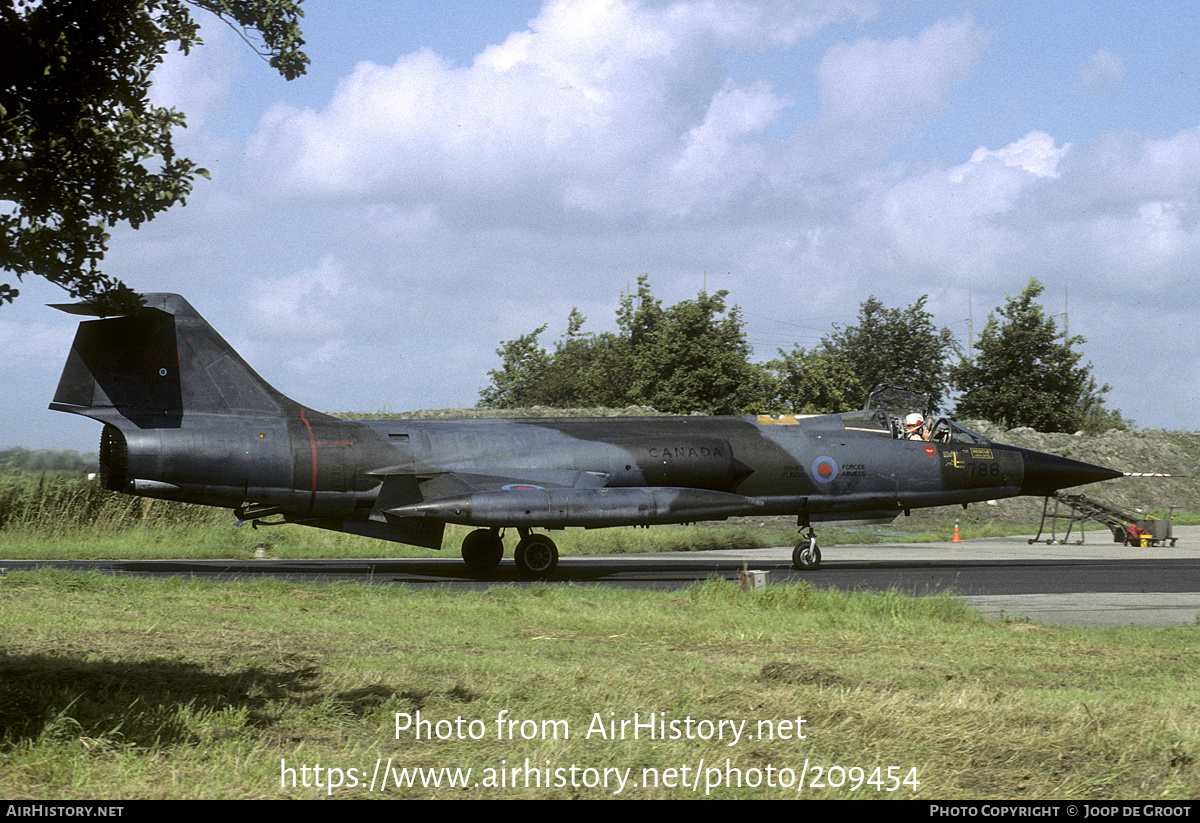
xmin=792 ymin=527 xmax=822 ymax=570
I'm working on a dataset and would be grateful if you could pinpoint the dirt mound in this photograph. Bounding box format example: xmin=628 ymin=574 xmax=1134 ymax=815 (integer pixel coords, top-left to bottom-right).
xmin=964 ymin=421 xmax=1200 ymax=519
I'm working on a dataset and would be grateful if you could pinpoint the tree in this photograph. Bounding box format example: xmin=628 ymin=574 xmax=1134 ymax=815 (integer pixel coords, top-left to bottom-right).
xmin=479 ymin=275 xmax=769 ymax=414
xmin=952 ymin=279 xmax=1120 ymax=432
xmin=820 ymin=295 xmax=959 ymax=410
xmin=765 ymin=347 xmax=863 ymax=414
xmin=477 ymin=325 xmax=552 ymax=408
xmin=478 ymin=319 xmax=636 ymax=410
xmin=0 ymin=446 xmax=91 ymax=471
xmin=1077 ymin=374 xmax=1134 ymax=434
xmin=620 ymin=276 xmax=764 ymax=414
xmin=538 ymin=329 xmax=632 ymax=408
xmin=1 ymin=0 xmax=308 ymax=312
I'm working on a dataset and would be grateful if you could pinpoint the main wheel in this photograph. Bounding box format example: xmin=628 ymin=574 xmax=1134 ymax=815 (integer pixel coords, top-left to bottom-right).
xmin=461 ymin=529 xmax=504 ymax=571
xmin=792 ymin=541 xmax=822 ymax=570
xmin=514 ymin=534 xmax=559 ymax=578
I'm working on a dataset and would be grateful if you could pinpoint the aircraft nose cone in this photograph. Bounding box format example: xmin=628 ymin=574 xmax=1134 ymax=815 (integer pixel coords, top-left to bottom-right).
xmin=1018 ymin=448 xmax=1123 ymax=496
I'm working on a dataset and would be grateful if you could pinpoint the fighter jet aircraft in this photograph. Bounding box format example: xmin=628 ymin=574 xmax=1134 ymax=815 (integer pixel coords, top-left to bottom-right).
xmin=49 ymin=294 xmax=1122 ymax=577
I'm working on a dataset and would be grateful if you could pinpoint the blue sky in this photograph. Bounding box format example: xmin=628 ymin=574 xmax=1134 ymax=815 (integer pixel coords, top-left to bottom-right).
xmin=5 ymin=0 xmax=1200 ymax=451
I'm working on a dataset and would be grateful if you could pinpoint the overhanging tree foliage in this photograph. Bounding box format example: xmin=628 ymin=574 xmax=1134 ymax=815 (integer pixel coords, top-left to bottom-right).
xmin=952 ymin=279 xmax=1125 ymax=433
xmin=1 ymin=0 xmax=308 ymax=312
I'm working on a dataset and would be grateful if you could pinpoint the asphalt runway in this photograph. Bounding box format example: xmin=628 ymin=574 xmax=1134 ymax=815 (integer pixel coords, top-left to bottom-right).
xmin=6 ymin=526 xmax=1198 ymax=627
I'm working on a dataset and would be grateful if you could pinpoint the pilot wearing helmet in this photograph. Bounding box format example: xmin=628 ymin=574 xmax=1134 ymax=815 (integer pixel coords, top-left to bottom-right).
xmin=903 ymin=413 xmax=928 ymax=441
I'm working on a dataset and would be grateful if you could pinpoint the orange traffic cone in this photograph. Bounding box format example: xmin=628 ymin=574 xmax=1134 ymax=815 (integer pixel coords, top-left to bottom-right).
xmin=952 ymin=520 xmax=961 ymax=543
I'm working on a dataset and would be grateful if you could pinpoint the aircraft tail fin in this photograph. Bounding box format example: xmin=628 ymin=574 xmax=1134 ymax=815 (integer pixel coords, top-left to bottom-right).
xmin=50 ymin=293 xmax=297 ymax=427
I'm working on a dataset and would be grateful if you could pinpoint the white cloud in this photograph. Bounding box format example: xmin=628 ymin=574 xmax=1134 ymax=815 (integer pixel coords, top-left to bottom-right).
xmin=149 ymin=24 xmax=241 ymax=131
xmin=1080 ymin=49 xmax=1126 ymax=92
xmin=658 ymin=79 xmax=790 ymax=213
xmin=861 ymin=124 xmax=1200 ymax=306
xmin=953 ymin=131 xmax=1070 ymax=181
xmin=1071 ymin=126 xmax=1200 ymax=207
xmin=246 ymin=0 xmax=874 ymax=216
xmin=246 ymin=256 xmax=346 ymax=339
xmin=867 ymin=132 xmax=1070 ymax=283
xmin=817 ymin=17 xmax=989 ymax=140
xmin=26 ymin=0 xmax=1195 ymax=446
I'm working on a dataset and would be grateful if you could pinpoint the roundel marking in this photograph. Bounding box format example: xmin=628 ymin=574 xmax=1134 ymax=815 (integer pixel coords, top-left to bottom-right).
xmin=502 ymin=483 xmax=545 ymax=491
xmin=811 ymin=456 xmax=838 ymax=483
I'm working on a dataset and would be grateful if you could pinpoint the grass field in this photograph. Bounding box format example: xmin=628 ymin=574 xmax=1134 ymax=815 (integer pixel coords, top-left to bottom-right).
xmin=2 ymin=569 xmax=1198 ymax=800
xmin=2 ymin=470 xmax=1197 ymax=799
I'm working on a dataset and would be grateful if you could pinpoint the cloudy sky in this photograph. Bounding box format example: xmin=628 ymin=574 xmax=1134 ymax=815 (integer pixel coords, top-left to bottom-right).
xmin=5 ymin=0 xmax=1199 ymax=452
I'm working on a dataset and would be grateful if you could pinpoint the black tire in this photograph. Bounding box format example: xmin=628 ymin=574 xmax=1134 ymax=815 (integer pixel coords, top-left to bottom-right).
xmin=792 ymin=542 xmax=821 ymax=570
xmin=515 ymin=534 xmax=559 ymax=578
xmin=461 ymin=529 xmax=504 ymax=571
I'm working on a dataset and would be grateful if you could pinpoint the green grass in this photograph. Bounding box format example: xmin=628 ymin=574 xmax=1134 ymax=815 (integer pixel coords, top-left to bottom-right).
xmin=1 ymin=570 xmax=1196 ymax=799
xmin=0 ymin=512 xmax=1064 ymax=562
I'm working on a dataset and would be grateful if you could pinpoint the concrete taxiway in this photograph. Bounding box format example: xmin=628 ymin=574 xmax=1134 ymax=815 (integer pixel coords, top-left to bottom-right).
xmin=701 ymin=526 xmax=1200 ymax=628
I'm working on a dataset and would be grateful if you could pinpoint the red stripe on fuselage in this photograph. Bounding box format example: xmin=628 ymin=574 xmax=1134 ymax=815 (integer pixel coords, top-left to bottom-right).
xmin=300 ymin=407 xmax=317 ymax=512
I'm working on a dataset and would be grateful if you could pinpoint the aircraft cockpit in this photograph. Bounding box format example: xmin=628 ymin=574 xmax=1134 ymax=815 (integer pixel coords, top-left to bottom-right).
xmin=924 ymin=417 xmax=991 ymax=445
xmin=862 ymin=384 xmax=993 ymax=446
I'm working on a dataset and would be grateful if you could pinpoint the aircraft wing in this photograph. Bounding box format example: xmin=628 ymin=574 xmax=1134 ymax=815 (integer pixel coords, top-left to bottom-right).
xmin=369 ymin=468 xmax=609 ymax=524
xmin=419 ymin=469 xmax=611 ymax=496
xmin=370 ymin=468 xmax=762 ymax=529
xmin=370 ymin=466 xmax=606 ymax=501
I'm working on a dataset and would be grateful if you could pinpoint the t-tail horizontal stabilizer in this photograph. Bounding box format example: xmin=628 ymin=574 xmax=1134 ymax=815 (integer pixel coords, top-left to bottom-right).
xmin=49 ymin=293 xmax=303 ymax=425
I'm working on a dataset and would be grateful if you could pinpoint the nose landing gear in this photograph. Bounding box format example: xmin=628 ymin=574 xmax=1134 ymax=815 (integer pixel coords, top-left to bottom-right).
xmin=792 ymin=524 xmax=822 ymax=570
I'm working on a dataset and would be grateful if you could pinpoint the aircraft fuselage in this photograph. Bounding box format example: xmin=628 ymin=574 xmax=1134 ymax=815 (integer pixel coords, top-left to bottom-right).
xmin=100 ymin=410 xmax=1095 ymax=531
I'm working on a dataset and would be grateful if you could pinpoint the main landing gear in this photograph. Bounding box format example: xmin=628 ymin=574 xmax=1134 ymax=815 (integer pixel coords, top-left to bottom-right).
xmin=460 ymin=527 xmax=559 ymax=578
xmin=792 ymin=523 xmax=822 ymax=570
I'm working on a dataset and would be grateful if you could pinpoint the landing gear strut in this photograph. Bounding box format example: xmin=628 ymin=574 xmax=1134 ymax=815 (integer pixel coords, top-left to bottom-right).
xmin=792 ymin=523 xmax=822 ymax=570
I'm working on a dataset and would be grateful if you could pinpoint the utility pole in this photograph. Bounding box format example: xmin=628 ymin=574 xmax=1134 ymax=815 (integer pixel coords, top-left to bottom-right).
xmin=1063 ymin=284 xmax=1069 ymax=340
xmin=967 ymin=292 xmax=974 ymax=363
